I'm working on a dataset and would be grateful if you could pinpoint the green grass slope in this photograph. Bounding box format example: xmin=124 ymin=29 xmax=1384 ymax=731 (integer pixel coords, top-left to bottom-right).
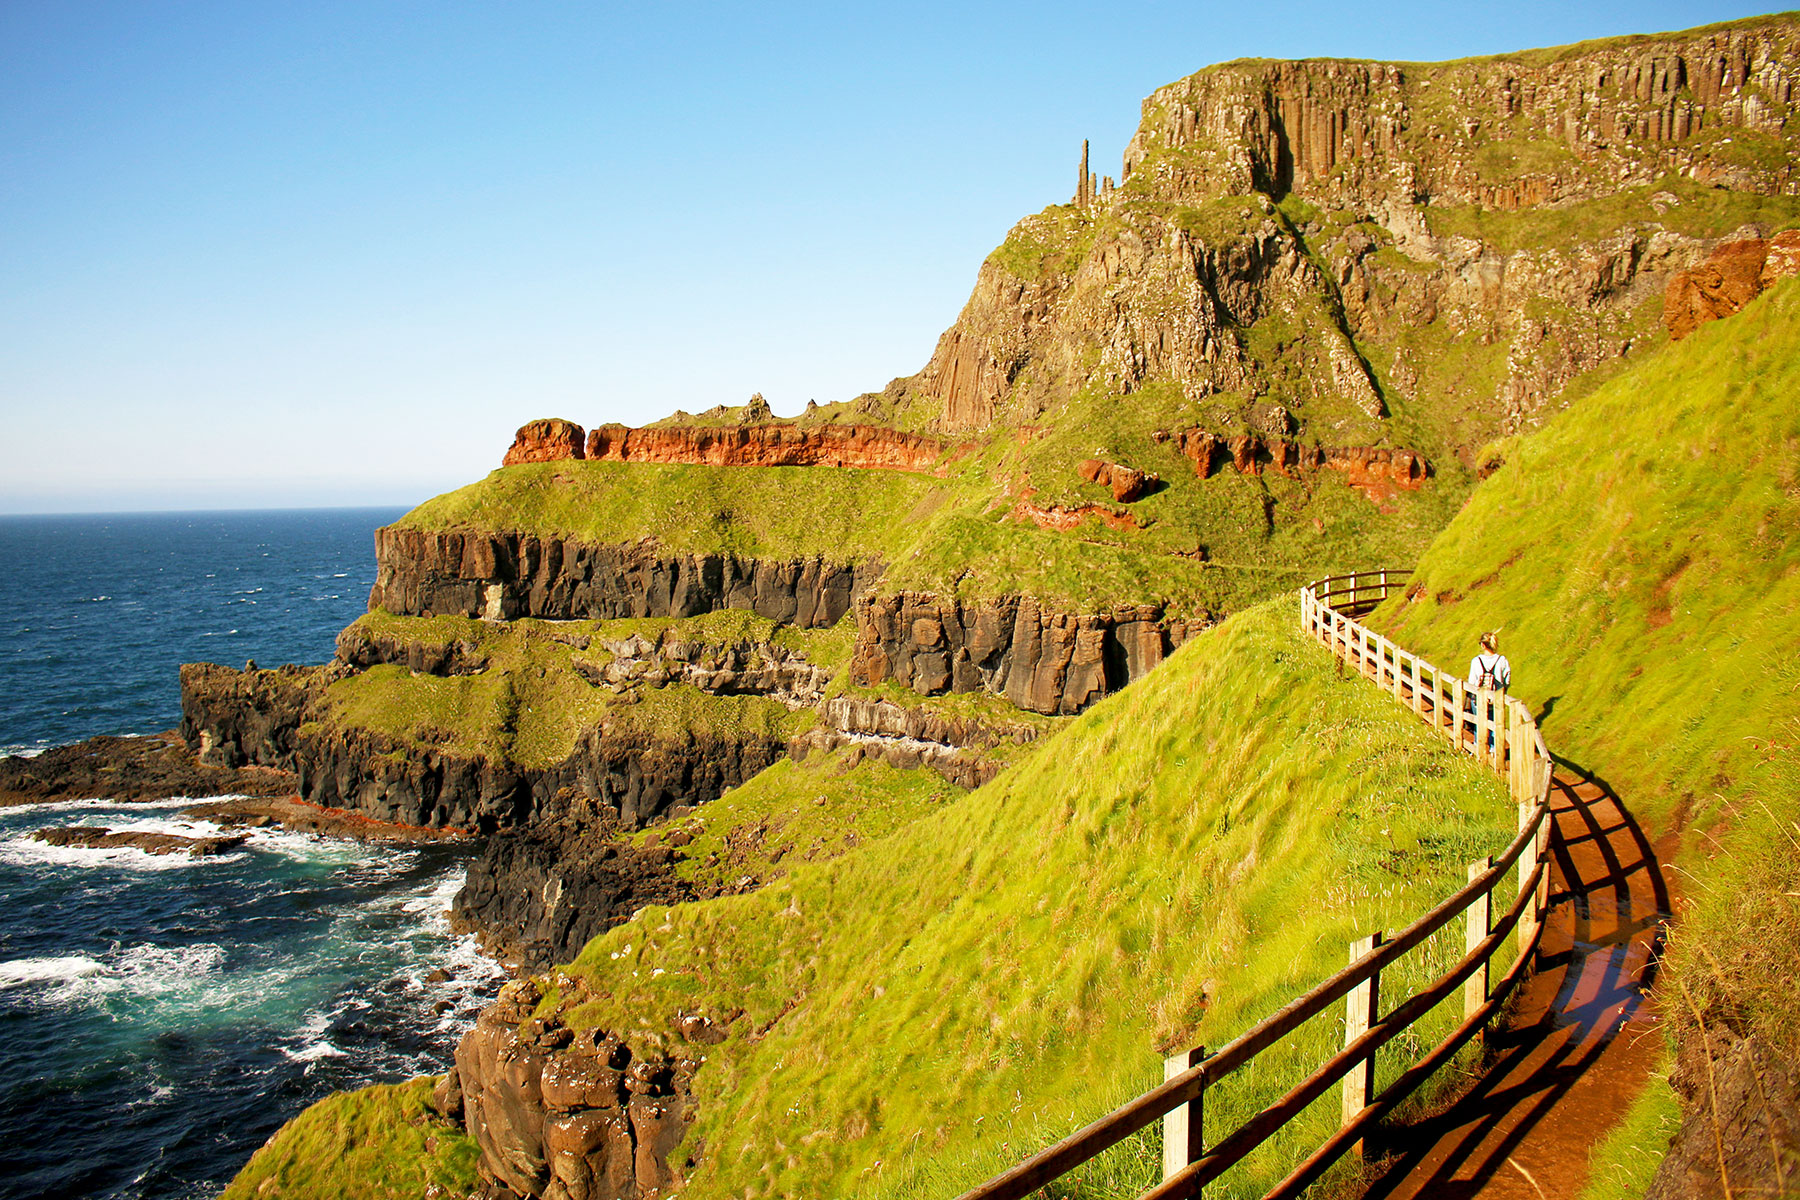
xmin=223 ymin=1078 xmax=477 ymax=1200
xmin=545 ymin=598 xmax=1514 ymax=1200
xmin=1371 ymin=279 xmax=1800 ymax=1188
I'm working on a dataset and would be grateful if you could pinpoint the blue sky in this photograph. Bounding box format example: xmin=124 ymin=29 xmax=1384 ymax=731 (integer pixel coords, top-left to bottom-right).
xmin=0 ymin=1 xmax=1779 ymax=512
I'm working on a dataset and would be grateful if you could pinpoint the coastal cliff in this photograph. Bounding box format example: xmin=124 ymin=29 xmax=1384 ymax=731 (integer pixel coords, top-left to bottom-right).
xmin=222 ymin=17 xmax=1800 ymax=1200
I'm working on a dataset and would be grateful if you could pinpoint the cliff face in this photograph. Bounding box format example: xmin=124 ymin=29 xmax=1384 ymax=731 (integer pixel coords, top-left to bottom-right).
xmin=850 ymin=593 xmax=1210 ymax=716
xmin=895 ymin=18 xmax=1800 ymax=454
xmin=181 ymin=662 xmax=790 ymax=833
xmin=368 ymin=528 xmax=879 ymax=630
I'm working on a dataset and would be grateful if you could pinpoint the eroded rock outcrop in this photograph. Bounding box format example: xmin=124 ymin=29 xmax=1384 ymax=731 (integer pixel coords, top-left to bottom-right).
xmin=453 ymin=803 xmax=693 ymax=969
xmin=851 ymin=593 xmax=1210 ymax=716
xmin=369 ymin=528 xmax=879 ymax=630
xmin=1664 ymin=230 xmax=1800 ymax=338
xmin=450 ymin=979 xmax=697 ymax=1200
xmin=584 ymin=422 xmax=948 ymax=472
xmin=1077 ymin=458 xmax=1158 ymax=502
xmin=1645 ymin=1025 xmax=1800 ymax=1200
xmin=31 ymin=825 xmax=249 ymax=857
xmin=0 ymin=730 xmax=296 ymax=808
xmin=503 ymin=419 xmax=589 ymax=466
xmin=1165 ymin=429 xmax=1428 ymax=504
xmin=181 ymin=664 xmax=788 ymax=833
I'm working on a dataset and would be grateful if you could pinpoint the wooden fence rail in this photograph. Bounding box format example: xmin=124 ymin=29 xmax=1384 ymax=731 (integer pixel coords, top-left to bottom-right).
xmin=953 ymin=570 xmax=1555 ymax=1200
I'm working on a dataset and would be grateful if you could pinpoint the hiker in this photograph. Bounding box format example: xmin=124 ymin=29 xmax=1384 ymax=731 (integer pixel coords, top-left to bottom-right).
xmin=1465 ymin=632 xmax=1511 ymax=748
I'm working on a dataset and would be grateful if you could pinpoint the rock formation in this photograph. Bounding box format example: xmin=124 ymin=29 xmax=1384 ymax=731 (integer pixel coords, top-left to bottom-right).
xmin=31 ymin=825 xmax=249 ymax=857
xmin=902 ymin=19 xmax=1800 ymax=447
xmin=850 ymin=592 xmax=1209 ymax=716
xmin=1663 ymin=229 xmax=1800 ymax=338
xmin=452 ymin=805 xmax=694 ymax=969
xmin=1077 ymin=458 xmax=1157 ymax=502
xmin=503 ymin=419 xmax=588 ymax=466
xmin=0 ymin=730 xmax=294 ymax=808
xmin=180 ymin=662 xmax=790 ymax=833
xmin=368 ymin=528 xmax=880 ymax=630
xmin=584 ymin=421 xmax=947 ymax=472
xmin=448 ymin=978 xmax=697 ymax=1200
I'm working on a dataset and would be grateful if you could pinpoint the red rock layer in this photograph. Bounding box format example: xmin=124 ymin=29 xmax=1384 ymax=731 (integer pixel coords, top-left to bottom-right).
xmin=584 ymin=423 xmax=946 ymax=472
xmin=1163 ymin=429 xmax=1428 ymax=505
xmin=502 ymin=419 xmax=588 ymax=466
xmin=1663 ymin=230 xmax=1800 ymax=340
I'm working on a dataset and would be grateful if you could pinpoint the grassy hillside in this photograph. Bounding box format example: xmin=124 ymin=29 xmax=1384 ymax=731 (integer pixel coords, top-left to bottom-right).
xmin=1370 ymin=279 xmax=1800 ymax=1187
xmin=223 ymin=1078 xmax=477 ymax=1200
xmin=539 ymin=598 xmax=1513 ymax=1200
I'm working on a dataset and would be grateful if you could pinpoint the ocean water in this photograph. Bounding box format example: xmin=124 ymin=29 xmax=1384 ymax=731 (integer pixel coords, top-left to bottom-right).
xmin=0 ymin=510 xmax=504 ymax=1200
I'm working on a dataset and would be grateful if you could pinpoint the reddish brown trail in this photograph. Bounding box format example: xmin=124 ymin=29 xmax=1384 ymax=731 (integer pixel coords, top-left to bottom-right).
xmin=1365 ymin=764 xmax=1674 ymax=1200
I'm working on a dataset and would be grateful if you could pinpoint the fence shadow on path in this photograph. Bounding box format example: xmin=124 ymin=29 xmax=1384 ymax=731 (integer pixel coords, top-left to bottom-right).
xmin=1363 ymin=760 xmax=1673 ymax=1200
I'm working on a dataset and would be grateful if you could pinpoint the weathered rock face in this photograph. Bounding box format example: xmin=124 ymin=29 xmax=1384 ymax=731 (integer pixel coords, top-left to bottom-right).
xmin=0 ymin=729 xmax=295 ymax=808
xmin=451 ymin=979 xmax=697 ymax=1200
xmin=789 ymin=693 xmax=1046 ymax=789
xmin=503 ymin=419 xmax=588 ymax=466
xmin=177 ymin=662 xmax=329 ymax=773
xmin=1664 ymin=229 xmax=1800 ymax=338
xmin=584 ymin=422 xmax=947 ymax=472
xmin=1165 ymin=429 xmax=1428 ymax=505
xmin=369 ymin=527 xmax=880 ymax=631
xmin=181 ymin=665 xmax=788 ymax=834
xmin=851 ymin=593 xmax=1210 ymax=716
xmin=1645 ymin=1024 xmax=1800 ymax=1200
xmin=892 ymin=18 xmax=1800 ymax=448
xmin=453 ymin=806 xmax=693 ymax=969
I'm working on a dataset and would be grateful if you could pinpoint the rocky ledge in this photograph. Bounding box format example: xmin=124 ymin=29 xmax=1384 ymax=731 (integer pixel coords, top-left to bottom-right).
xmin=32 ymin=825 xmax=249 ymax=857
xmin=0 ymin=730 xmax=296 ymax=808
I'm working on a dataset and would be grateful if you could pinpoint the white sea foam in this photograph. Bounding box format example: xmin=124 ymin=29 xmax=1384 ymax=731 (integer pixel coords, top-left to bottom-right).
xmin=284 ymin=1041 xmax=347 ymax=1062
xmin=0 ymin=831 xmax=246 ymax=873
xmin=0 ymin=955 xmax=108 ymax=990
xmin=0 ymin=794 xmax=233 ymax=816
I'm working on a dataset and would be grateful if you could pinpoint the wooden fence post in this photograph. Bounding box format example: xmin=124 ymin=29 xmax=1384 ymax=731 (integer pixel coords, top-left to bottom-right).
xmin=1163 ymin=1046 xmax=1206 ymax=1186
xmin=1343 ymin=932 xmax=1384 ymax=1156
xmin=1464 ymin=858 xmax=1493 ymax=1030
xmin=1517 ymin=802 xmax=1538 ymax=953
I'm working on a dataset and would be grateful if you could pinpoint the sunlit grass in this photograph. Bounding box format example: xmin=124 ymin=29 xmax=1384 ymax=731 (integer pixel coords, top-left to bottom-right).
xmin=223 ymin=1078 xmax=477 ymax=1200
xmin=548 ymin=599 xmax=1513 ymax=1200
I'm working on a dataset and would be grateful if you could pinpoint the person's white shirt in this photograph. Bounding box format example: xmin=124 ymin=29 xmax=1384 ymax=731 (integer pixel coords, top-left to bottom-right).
xmin=1467 ymin=652 xmax=1511 ymax=691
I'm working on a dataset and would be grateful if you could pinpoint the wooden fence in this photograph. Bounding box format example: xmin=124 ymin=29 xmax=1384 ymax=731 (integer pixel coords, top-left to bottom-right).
xmin=952 ymin=570 xmax=1555 ymax=1200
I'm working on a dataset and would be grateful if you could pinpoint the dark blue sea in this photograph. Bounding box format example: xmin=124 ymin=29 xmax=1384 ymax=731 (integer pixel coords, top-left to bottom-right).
xmin=0 ymin=509 xmax=503 ymax=1200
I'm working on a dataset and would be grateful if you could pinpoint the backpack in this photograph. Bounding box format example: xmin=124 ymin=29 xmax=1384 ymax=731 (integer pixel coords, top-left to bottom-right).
xmin=1476 ymin=654 xmax=1507 ymax=691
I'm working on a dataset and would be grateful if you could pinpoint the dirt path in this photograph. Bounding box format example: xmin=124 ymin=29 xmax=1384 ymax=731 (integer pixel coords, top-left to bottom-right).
xmin=1365 ymin=764 xmax=1674 ymax=1200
